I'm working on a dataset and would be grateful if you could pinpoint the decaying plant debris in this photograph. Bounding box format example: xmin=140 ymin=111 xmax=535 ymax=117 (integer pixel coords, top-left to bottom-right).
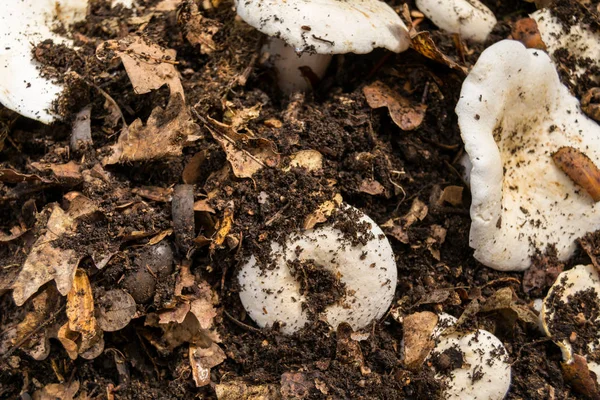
xmin=2 ymin=0 xmax=600 ymax=399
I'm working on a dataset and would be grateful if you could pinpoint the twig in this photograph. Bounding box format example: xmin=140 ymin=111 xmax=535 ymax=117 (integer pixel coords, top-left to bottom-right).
xmin=223 ymin=309 xmax=263 ymax=333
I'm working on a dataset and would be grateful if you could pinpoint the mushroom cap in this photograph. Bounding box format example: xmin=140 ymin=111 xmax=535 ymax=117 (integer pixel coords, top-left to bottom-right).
xmin=0 ymin=0 xmax=132 ymax=124
xmin=541 ymin=264 xmax=600 ymax=362
xmin=430 ymin=314 xmax=511 ymax=400
xmin=456 ymin=40 xmax=600 ymax=271
xmin=415 ymin=0 xmax=496 ymax=42
xmin=237 ymin=204 xmax=397 ymax=334
xmin=233 ymin=0 xmax=411 ymax=55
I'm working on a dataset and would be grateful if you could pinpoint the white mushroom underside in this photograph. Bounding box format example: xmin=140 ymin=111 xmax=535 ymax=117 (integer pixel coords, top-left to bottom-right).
xmin=415 ymin=0 xmax=497 ymax=42
xmin=234 ymin=0 xmax=411 ymax=54
xmin=457 ymin=40 xmax=600 ymax=271
xmin=238 ymin=205 xmax=397 ymax=334
xmin=0 ymin=0 xmax=133 ymax=124
xmin=431 ymin=314 xmax=511 ymax=400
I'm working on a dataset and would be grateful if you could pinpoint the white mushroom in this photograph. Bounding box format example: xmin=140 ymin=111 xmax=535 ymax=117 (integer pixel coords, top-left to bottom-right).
xmin=456 ymin=40 xmax=600 ymax=271
xmin=0 ymin=0 xmax=133 ymax=123
xmin=531 ymin=8 xmax=600 ymax=88
xmin=541 ymin=265 xmax=600 ymax=369
xmin=237 ymin=204 xmax=397 ymax=334
xmin=415 ymin=0 xmax=497 ymax=42
xmin=429 ymin=314 xmax=511 ymax=400
xmin=234 ymin=0 xmax=411 ymax=93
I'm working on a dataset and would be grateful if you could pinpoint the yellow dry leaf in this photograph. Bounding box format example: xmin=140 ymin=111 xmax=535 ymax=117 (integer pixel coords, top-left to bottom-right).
xmin=190 ymin=343 xmax=226 ymax=387
xmin=303 ymin=194 xmax=343 ymax=230
xmin=211 ymin=202 xmax=234 ymax=251
xmin=67 ymin=269 xmax=99 ymax=353
xmin=410 ymin=32 xmax=468 ymax=75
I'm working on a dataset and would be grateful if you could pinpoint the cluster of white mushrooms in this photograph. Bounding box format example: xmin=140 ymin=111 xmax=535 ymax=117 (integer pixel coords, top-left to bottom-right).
xmin=3 ymin=0 xmax=600 ymax=398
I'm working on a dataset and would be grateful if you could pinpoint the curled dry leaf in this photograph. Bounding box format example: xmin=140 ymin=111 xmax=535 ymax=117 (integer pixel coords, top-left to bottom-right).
xmin=0 ymin=168 xmax=49 ymax=184
xmin=97 ymin=35 xmax=184 ymax=98
xmin=211 ymin=202 xmax=234 ymax=251
xmin=32 ymin=380 xmax=80 ymax=400
xmin=552 ymin=146 xmax=600 ymax=202
xmin=67 ymin=269 xmax=101 ymax=354
xmin=12 ymin=195 xmax=98 ymax=306
xmin=206 ymin=117 xmax=280 ymax=179
xmin=582 ymin=87 xmax=600 ymax=123
xmin=402 ymin=311 xmax=438 ymax=371
xmin=480 ymin=287 xmax=539 ymax=326
xmin=303 ymin=193 xmax=343 ymax=230
xmin=285 ymin=149 xmax=323 ymax=172
xmin=382 ymin=197 xmax=428 ymax=243
xmin=362 ymin=81 xmax=426 ymax=131
xmin=511 ymin=18 xmax=546 ymax=50
xmin=190 ymin=342 xmax=227 ymax=387
xmin=358 ymin=179 xmax=385 ymax=196
xmin=96 ymin=289 xmax=137 ymax=332
xmin=410 ymin=32 xmax=468 ymax=75
xmin=103 ymin=94 xmax=200 ymax=164
xmin=426 ymin=224 xmax=447 ymax=261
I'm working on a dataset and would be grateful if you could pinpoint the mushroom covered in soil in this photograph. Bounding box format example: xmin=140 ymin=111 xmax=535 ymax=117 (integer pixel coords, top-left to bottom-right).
xmin=456 ymin=39 xmax=600 ymax=271
xmin=541 ymin=264 xmax=600 ymax=378
xmin=237 ymin=204 xmax=397 ymax=335
xmin=415 ymin=0 xmax=497 ymax=42
xmin=429 ymin=314 xmax=511 ymax=400
xmin=0 ymin=0 xmax=133 ymax=123
xmin=233 ymin=0 xmax=411 ymax=93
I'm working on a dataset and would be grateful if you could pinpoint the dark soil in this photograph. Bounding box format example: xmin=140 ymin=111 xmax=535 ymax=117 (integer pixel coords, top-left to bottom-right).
xmin=2 ymin=0 xmax=599 ymax=399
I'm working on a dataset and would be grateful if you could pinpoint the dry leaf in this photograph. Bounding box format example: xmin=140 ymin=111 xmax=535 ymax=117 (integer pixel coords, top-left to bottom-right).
xmin=363 ymin=81 xmax=426 ymax=131
xmin=0 ymin=225 xmax=28 ymax=242
xmin=133 ymin=186 xmax=174 ymax=202
xmin=96 ymin=289 xmax=136 ymax=332
xmin=358 ymin=179 xmax=385 ymax=196
xmin=402 ymin=311 xmax=438 ymax=371
xmin=215 ymin=382 xmax=281 ymax=400
xmin=582 ymin=88 xmax=600 ymax=123
xmin=12 ymin=195 xmax=98 ymax=306
xmin=511 ymin=18 xmax=546 ymax=50
xmin=285 ymin=149 xmax=323 ymax=172
xmin=382 ymin=198 xmax=428 ymax=243
xmin=194 ymin=199 xmax=216 ymax=213
xmin=438 ymin=185 xmax=463 ymax=207
xmin=410 ymin=32 xmax=468 ymax=74
xmin=183 ymin=150 xmax=208 ymax=184
xmin=57 ymin=323 xmax=80 ymax=360
xmin=0 ymin=168 xmax=48 ymax=184
xmin=280 ymin=372 xmax=314 ymax=399
xmin=206 ymin=118 xmax=280 ymax=179
xmin=553 ymin=146 xmax=600 ymax=201
xmin=179 ymin=1 xmax=221 ymax=54
xmin=562 ymin=354 xmax=600 ymax=399
xmin=159 ymin=302 xmax=191 ymax=325
xmin=223 ymin=103 xmax=262 ymax=131
xmin=33 ymin=381 xmax=80 ymax=400
xmin=480 ymin=287 xmax=539 ymax=326
xmin=211 ymin=202 xmax=234 ymax=251
xmin=104 ymin=94 xmax=199 ymax=164
xmin=190 ymin=342 xmax=227 ymax=387
xmin=303 ymin=193 xmax=343 ymax=230
xmin=67 ymin=269 xmax=100 ymax=353
xmin=426 ymin=224 xmax=446 ymax=261
xmin=97 ymin=35 xmax=184 ymax=98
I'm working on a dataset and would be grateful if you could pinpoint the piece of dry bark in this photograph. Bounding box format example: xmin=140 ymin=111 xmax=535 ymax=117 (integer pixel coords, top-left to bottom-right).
xmin=172 ymin=184 xmax=195 ymax=253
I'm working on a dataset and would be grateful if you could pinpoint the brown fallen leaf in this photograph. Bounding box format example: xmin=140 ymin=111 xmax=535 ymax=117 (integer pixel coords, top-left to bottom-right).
xmin=132 ymin=186 xmax=174 ymax=202
xmin=190 ymin=342 xmax=227 ymax=387
xmin=0 ymin=225 xmax=28 ymax=242
xmin=215 ymin=382 xmax=281 ymax=400
xmin=358 ymin=178 xmax=385 ymax=196
xmin=523 ymin=248 xmax=564 ymax=296
xmin=96 ymin=289 xmax=137 ymax=332
xmin=194 ymin=199 xmax=216 ymax=213
xmin=103 ymin=94 xmax=200 ymax=164
xmin=0 ymin=168 xmax=49 ymax=184
xmin=12 ymin=195 xmax=98 ymax=306
xmin=426 ymin=224 xmax=447 ymax=261
xmin=410 ymin=31 xmax=468 ymax=75
xmin=552 ymin=146 xmax=600 ymax=201
xmin=382 ymin=197 xmax=428 ymax=243
xmin=562 ymin=354 xmax=600 ymax=400
xmin=97 ymin=35 xmax=184 ymax=98
xmin=480 ymin=287 xmax=539 ymax=326
xmin=363 ymin=81 xmax=426 ymax=131
xmin=57 ymin=323 xmax=80 ymax=360
xmin=172 ymin=184 xmax=195 ymax=252
xmin=183 ymin=150 xmax=208 ymax=184
xmin=205 ymin=117 xmax=280 ymax=179
xmin=511 ymin=18 xmax=546 ymax=50
xmin=402 ymin=311 xmax=438 ymax=371
xmin=32 ymin=381 xmax=80 ymax=400
xmin=438 ymin=185 xmax=463 ymax=207
xmin=582 ymin=87 xmax=600 ymax=123
xmin=223 ymin=102 xmax=262 ymax=131
xmin=303 ymin=193 xmax=343 ymax=230
xmin=67 ymin=269 xmax=101 ymax=354
xmin=179 ymin=1 xmax=221 ymax=54
xmin=280 ymin=372 xmax=314 ymax=399
xmin=285 ymin=149 xmax=323 ymax=172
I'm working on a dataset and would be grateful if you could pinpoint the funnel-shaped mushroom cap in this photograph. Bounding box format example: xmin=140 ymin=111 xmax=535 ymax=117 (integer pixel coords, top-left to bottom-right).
xmin=237 ymin=204 xmax=397 ymax=334
xmin=234 ymin=0 xmax=410 ymax=55
xmin=456 ymin=40 xmax=600 ymax=271
xmin=416 ymin=0 xmax=496 ymax=42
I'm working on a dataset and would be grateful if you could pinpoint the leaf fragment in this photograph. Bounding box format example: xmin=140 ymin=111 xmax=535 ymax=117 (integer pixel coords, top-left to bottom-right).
xmin=303 ymin=193 xmax=343 ymax=230
xmin=66 ymin=269 xmax=100 ymax=353
xmin=402 ymin=311 xmax=438 ymax=371
xmin=96 ymin=289 xmax=136 ymax=332
xmin=363 ymin=81 xmax=426 ymax=131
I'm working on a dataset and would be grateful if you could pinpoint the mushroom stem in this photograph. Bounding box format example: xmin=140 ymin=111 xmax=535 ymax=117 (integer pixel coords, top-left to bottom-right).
xmin=263 ymin=37 xmax=332 ymax=93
